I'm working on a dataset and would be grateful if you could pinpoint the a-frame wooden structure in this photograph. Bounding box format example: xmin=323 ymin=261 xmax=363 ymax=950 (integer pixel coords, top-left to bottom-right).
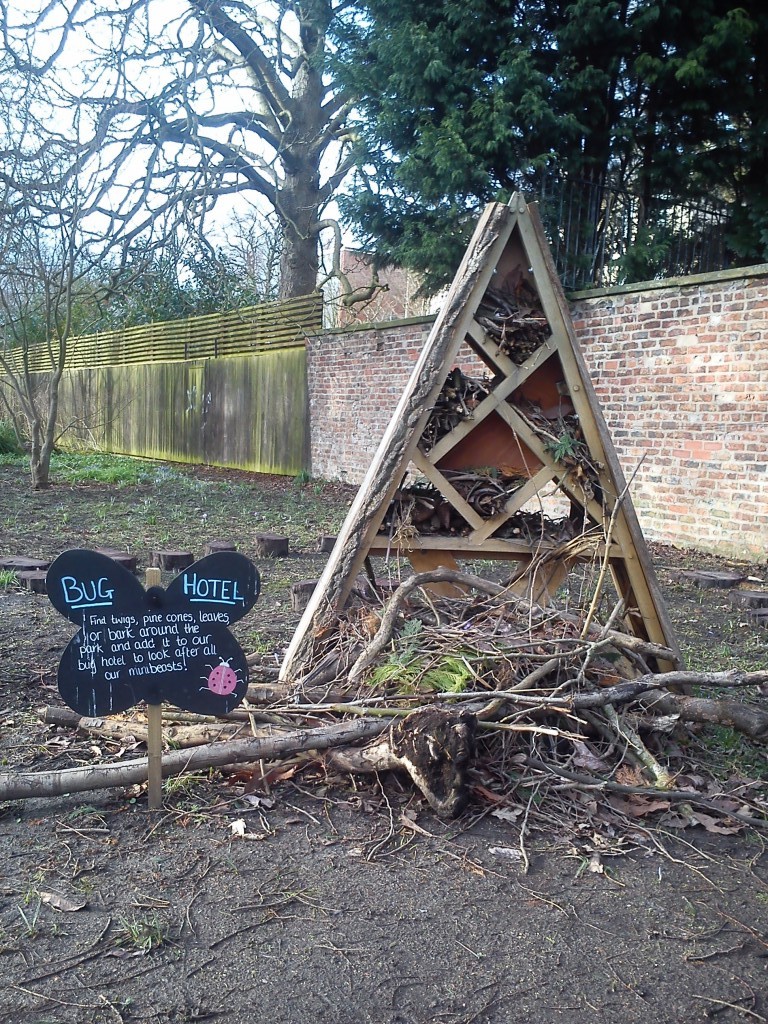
xmin=281 ymin=194 xmax=678 ymax=682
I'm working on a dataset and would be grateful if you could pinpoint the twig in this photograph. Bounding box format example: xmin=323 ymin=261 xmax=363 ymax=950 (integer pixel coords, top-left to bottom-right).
xmin=523 ymin=757 xmax=767 ymax=827
xmin=603 ymin=704 xmax=673 ymax=788
xmin=691 ymin=996 xmax=766 ymax=1022
xmin=580 ymin=459 xmax=644 ymax=639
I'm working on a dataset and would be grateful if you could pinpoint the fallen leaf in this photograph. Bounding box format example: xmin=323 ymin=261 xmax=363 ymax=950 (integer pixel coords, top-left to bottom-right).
xmin=570 ymin=739 xmax=608 ymax=772
xmin=240 ymin=793 xmax=275 ymax=809
xmin=658 ymin=810 xmax=692 ymax=829
xmin=40 ymin=891 xmax=87 ymax=912
xmin=491 ymin=807 xmax=523 ymax=823
xmin=588 ymin=852 xmax=604 ymax=874
xmin=608 ymin=794 xmax=671 ymax=818
xmin=229 ymin=818 xmax=267 ymax=840
xmin=489 ymin=846 xmax=524 ymax=862
xmin=399 ymin=814 xmax=435 ymax=838
xmin=688 ymin=811 xmax=743 ymax=835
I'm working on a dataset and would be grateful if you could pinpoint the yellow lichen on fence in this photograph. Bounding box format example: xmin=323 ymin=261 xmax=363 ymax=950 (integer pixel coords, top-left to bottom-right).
xmin=56 ymin=348 xmax=309 ymax=475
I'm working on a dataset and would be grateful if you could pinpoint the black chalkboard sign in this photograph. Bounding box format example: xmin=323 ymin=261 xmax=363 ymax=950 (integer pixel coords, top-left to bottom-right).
xmin=47 ymin=550 xmax=260 ymax=718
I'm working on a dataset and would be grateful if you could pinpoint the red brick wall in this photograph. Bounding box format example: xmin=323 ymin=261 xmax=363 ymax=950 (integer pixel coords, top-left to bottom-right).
xmin=308 ymin=317 xmax=433 ymax=485
xmin=308 ymin=269 xmax=768 ymax=559
xmin=571 ymin=270 xmax=768 ymax=560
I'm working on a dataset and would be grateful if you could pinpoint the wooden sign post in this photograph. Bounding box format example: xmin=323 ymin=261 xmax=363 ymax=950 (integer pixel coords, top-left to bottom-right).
xmin=145 ymin=566 xmax=163 ymax=810
xmin=47 ymin=550 xmax=260 ymax=808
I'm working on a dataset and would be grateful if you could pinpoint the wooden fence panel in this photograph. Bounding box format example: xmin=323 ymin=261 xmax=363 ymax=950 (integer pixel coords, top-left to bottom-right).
xmin=56 ymin=347 xmax=308 ymax=475
xmin=3 ymin=295 xmax=318 ymax=475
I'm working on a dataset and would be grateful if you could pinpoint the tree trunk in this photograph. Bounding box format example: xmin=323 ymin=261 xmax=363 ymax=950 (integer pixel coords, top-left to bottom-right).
xmin=279 ymin=183 xmax=322 ymax=300
xmin=277 ymin=14 xmax=328 ymax=300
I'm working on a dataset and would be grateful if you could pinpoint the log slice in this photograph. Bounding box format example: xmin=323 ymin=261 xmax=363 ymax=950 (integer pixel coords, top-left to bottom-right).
xmin=678 ymin=569 xmax=746 ymax=589
xmin=205 ymin=540 xmax=237 ymax=555
xmin=95 ymin=548 xmax=138 ymax=573
xmin=0 ymin=555 xmax=50 ymax=572
xmin=151 ymin=550 xmax=195 ymax=571
xmin=254 ymin=533 xmax=290 ymax=558
xmin=730 ymin=589 xmax=768 ymax=610
xmin=19 ymin=570 xmax=48 ymax=593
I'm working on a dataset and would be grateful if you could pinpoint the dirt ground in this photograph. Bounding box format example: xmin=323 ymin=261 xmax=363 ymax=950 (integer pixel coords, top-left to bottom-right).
xmin=1 ymin=458 xmax=768 ymax=1024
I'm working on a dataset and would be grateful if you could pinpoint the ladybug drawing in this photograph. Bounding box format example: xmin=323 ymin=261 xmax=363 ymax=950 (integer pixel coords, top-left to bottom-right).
xmin=204 ymin=658 xmax=240 ymax=697
xmin=47 ymin=549 xmax=260 ymax=718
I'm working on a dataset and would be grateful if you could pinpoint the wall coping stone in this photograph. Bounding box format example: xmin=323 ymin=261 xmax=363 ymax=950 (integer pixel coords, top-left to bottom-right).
xmin=315 ymin=263 xmax=768 ymax=336
xmin=315 ymin=314 xmax=435 ymax=338
xmin=569 ymin=262 xmax=768 ymax=301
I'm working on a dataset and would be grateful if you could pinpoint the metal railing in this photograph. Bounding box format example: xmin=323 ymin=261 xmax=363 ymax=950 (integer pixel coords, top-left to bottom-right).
xmin=531 ymin=173 xmax=732 ymax=291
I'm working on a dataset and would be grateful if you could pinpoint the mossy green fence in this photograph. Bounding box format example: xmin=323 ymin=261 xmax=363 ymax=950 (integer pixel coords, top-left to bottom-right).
xmin=10 ymin=294 xmax=320 ymax=475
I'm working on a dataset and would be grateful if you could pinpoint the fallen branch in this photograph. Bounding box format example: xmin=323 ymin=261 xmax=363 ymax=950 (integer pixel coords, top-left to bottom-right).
xmin=0 ymin=718 xmax=388 ymax=802
xmin=40 ymin=706 xmax=253 ymax=748
xmin=642 ymin=692 xmax=768 ymax=741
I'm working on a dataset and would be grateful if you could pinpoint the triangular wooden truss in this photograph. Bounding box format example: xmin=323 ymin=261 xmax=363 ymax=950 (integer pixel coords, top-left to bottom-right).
xmin=281 ymin=194 xmax=678 ymax=682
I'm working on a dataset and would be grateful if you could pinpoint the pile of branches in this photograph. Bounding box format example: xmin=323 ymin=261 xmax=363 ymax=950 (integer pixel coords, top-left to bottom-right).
xmin=517 ymin=403 xmax=601 ymax=500
xmin=475 ymin=283 xmax=550 ymax=364
xmin=6 ymin=570 xmax=768 ymax=842
xmin=419 ymin=368 xmax=490 ymax=452
xmin=264 ymin=568 xmax=768 ymax=834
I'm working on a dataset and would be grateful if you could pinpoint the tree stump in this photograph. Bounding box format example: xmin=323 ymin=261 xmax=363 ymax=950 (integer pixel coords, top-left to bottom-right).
xmin=254 ymin=533 xmax=289 ymax=558
xmin=318 ymin=536 xmax=337 ymax=554
xmin=151 ymin=550 xmax=195 ymax=571
xmin=745 ymin=608 xmax=768 ymax=628
xmin=330 ymin=707 xmax=476 ymax=818
xmin=730 ymin=590 xmax=768 ymax=610
xmin=0 ymin=555 xmax=50 ymax=572
xmin=95 ymin=548 xmax=138 ymax=573
xmin=19 ymin=570 xmax=48 ymax=594
xmin=678 ymin=569 xmax=746 ymax=589
xmin=205 ymin=540 xmax=237 ymax=555
xmin=353 ymin=575 xmax=398 ymax=602
xmin=291 ymin=579 xmax=318 ymax=613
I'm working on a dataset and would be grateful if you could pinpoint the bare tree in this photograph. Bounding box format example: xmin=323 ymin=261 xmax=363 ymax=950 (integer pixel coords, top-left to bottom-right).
xmin=0 ymin=0 xmax=367 ymax=301
xmin=0 ymin=48 xmax=181 ymax=489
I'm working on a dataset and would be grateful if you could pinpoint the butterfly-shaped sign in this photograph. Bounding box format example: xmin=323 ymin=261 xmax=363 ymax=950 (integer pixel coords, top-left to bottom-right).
xmin=47 ymin=550 xmax=260 ymax=718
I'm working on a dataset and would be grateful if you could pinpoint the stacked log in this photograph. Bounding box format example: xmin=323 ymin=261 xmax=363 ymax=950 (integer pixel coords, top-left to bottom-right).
xmin=382 ymin=474 xmax=571 ymax=543
xmin=419 ymin=368 xmax=490 ymax=453
xmin=475 ymin=283 xmax=550 ymax=364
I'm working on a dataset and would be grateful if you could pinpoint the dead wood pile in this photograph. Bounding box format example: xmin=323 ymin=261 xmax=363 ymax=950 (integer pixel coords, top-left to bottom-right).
xmin=381 ymin=476 xmax=575 ymax=543
xmin=387 ymin=363 xmax=602 ymax=545
xmin=248 ymin=567 xmax=768 ymax=835
xmin=475 ymin=281 xmax=550 ymax=364
xmin=419 ymin=368 xmax=490 ymax=453
xmin=9 ymin=570 xmax=768 ymax=840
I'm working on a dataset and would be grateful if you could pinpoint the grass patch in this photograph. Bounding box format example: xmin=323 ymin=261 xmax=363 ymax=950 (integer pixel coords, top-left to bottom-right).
xmin=0 ymin=450 xmax=162 ymax=485
xmin=690 ymin=723 xmax=768 ymax=781
xmin=0 ymin=421 xmax=23 ymax=456
xmin=49 ymin=453 xmax=160 ymax=485
xmin=113 ymin=913 xmax=171 ymax=954
xmin=0 ymin=570 xmax=18 ymax=589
